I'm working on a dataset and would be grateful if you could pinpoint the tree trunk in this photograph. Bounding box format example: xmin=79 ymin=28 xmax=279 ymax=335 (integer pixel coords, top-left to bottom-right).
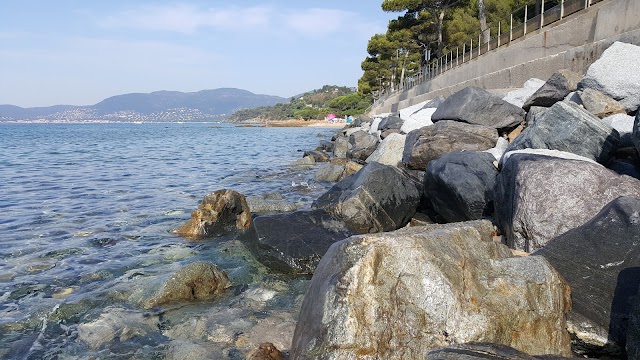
xmin=478 ymin=0 xmax=489 ymax=44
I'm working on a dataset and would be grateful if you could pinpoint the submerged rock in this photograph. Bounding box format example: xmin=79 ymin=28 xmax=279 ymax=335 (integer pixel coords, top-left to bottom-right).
xmin=78 ymin=307 xmax=160 ymax=350
xmin=291 ymin=221 xmax=572 ymax=359
xmin=175 ymin=189 xmax=252 ymax=238
xmin=144 ymin=262 xmax=230 ymax=309
xmin=247 ymin=342 xmax=284 ymax=360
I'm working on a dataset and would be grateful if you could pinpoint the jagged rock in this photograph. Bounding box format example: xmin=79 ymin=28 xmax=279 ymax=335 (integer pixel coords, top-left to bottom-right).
xmin=346 ymin=130 xmax=379 ymax=163
xmin=313 ymin=162 xmax=420 ymax=233
xmin=246 ymin=196 xmax=297 ymax=214
xmin=525 ymin=106 xmax=547 ymax=126
xmin=402 ymin=120 xmax=498 ymax=170
xmin=578 ymin=88 xmax=626 ymax=118
xmin=247 ymin=342 xmax=284 ymax=360
xmin=432 ymin=87 xmax=525 ymax=131
xmin=377 ymin=114 xmax=403 ymax=132
xmin=427 ymin=343 xmax=578 ymax=359
xmin=291 ymin=221 xmax=572 ymax=359
xmin=535 ymin=196 xmax=640 ymax=358
xmin=502 ymin=78 xmax=546 ymax=108
xmin=333 ymin=136 xmax=350 ymax=158
xmin=144 ymin=262 xmax=229 ymax=309
xmin=603 ymin=113 xmax=635 ymax=148
xmin=241 ymin=209 xmax=355 ymax=274
xmin=425 ymin=151 xmax=498 ymax=222
xmin=303 ymin=150 xmax=329 ymax=163
xmin=175 ymin=189 xmax=252 ymax=238
xmin=579 ymin=41 xmax=640 ymax=112
xmin=365 ymin=133 xmax=406 ymax=166
xmin=495 ymin=151 xmax=640 ymax=252
xmin=506 ymin=101 xmax=619 ymax=164
xmin=78 ymin=307 xmax=159 ymax=350
xmin=522 ymin=69 xmax=581 ymax=111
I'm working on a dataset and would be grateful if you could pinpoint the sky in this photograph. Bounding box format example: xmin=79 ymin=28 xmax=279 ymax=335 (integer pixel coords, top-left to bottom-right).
xmin=0 ymin=1 xmax=399 ymax=107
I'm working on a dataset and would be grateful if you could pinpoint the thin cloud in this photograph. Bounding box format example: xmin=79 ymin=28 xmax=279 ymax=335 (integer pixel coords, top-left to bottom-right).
xmin=283 ymin=8 xmax=354 ymax=37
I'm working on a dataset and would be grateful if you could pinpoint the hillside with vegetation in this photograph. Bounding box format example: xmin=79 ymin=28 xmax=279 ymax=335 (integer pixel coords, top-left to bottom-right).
xmin=228 ymin=85 xmax=372 ymax=122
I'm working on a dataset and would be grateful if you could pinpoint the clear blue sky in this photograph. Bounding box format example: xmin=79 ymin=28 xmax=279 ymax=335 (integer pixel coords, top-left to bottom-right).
xmin=0 ymin=1 xmax=398 ymax=107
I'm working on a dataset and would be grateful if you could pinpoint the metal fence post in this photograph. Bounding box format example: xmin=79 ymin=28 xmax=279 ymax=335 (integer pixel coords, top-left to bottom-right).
xmin=541 ymin=0 xmax=545 ymax=28
xmin=560 ymin=0 xmax=564 ymax=18
xmin=498 ymin=21 xmax=501 ymax=47
xmin=524 ymin=5 xmax=528 ymax=35
xmin=487 ymin=32 xmax=490 ymax=52
xmin=462 ymin=43 xmax=465 ymax=62
xmin=456 ymin=47 xmax=459 ymax=66
xmin=510 ymin=14 xmax=513 ymax=42
xmin=584 ymin=0 xmax=588 ymax=8
xmin=470 ymin=38 xmax=473 ymax=59
xmin=478 ymin=33 xmax=482 ymax=55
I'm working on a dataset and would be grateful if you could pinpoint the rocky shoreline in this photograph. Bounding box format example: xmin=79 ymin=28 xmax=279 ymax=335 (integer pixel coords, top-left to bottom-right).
xmin=109 ymin=40 xmax=640 ymax=359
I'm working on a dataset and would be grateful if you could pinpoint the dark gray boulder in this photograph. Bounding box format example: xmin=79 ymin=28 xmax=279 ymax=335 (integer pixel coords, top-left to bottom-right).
xmin=609 ymin=159 xmax=640 ymax=180
xmin=313 ymin=162 xmax=420 ymax=234
xmin=424 ymin=151 xmax=498 ymax=222
xmin=241 ymin=209 xmax=355 ymax=274
xmin=628 ymin=295 xmax=640 ymax=360
xmin=333 ymin=136 xmax=350 ymax=158
xmin=525 ymin=106 xmax=548 ymax=126
xmin=402 ymin=120 xmax=498 ymax=170
xmin=432 ymin=87 xmax=525 ymax=131
xmin=316 ymin=140 xmax=334 ymax=152
xmin=427 ymin=343 xmax=578 ymax=359
xmin=346 ymin=130 xmax=378 ymax=163
xmin=506 ymin=101 xmax=620 ymax=164
xmin=495 ymin=151 xmax=640 ymax=252
xmin=535 ymin=196 xmax=640 ymax=358
xmin=633 ymin=112 xmax=640 ymax=156
xmin=522 ymin=69 xmax=581 ymax=111
xmin=377 ymin=114 xmax=403 ymax=132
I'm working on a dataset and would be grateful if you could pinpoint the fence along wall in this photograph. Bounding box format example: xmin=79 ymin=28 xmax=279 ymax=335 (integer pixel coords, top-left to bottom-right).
xmin=370 ymin=0 xmax=640 ymax=115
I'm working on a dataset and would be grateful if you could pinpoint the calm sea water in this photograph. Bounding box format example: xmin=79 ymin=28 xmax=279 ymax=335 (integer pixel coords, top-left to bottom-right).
xmin=0 ymin=123 xmax=336 ymax=359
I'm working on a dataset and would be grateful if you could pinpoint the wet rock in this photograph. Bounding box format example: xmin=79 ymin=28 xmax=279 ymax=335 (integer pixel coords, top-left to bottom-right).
xmin=314 ymin=163 xmax=345 ymax=182
xmin=247 ymin=342 xmax=284 ymax=360
xmin=144 ymin=262 xmax=229 ymax=309
xmin=578 ymin=88 xmax=626 ymax=118
xmin=291 ymin=221 xmax=572 ymax=359
xmin=313 ymin=162 xmax=420 ymax=233
xmin=365 ymin=133 xmax=406 ymax=166
xmin=346 ymin=130 xmax=379 ymax=163
xmin=502 ymin=78 xmax=546 ymax=108
xmin=425 ymin=151 xmax=498 ymax=222
xmin=402 ymin=120 xmax=499 ymax=170
xmin=241 ymin=209 xmax=355 ymax=274
xmin=535 ymin=196 xmax=640 ymax=358
xmin=579 ymin=41 xmax=640 ymax=112
xmin=495 ymin=151 xmax=640 ymax=252
xmin=246 ymin=196 xmax=297 ymax=214
xmin=522 ymin=69 xmax=581 ymax=111
xmin=432 ymin=87 xmax=525 ymax=131
xmin=506 ymin=101 xmax=619 ymax=164
xmin=78 ymin=307 xmax=159 ymax=350
xmin=290 ymin=156 xmax=315 ymax=166
xmin=175 ymin=190 xmax=252 ymax=238
xmin=302 ymin=150 xmax=329 ymax=163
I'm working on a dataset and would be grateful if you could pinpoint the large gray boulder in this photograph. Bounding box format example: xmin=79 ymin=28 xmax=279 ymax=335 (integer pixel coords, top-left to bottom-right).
xmin=425 ymin=151 xmax=498 ymax=222
xmin=241 ymin=209 xmax=355 ymax=274
xmin=291 ymin=221 xmax=573 ymax=359
xmin=346 ymin=130 xmax=379 ymax=163
xmin=175 ymin=189 xmax=252 ymax=238
xmin=365 ymin=133 xmax=406 ymax=166
xmin=535 ymin=196 xmax=640 ymax=358
xmin=313 ymin=162 xmax=420 ymax=233
xmin=522 ymin=69 xmax=581 ymax=111
xmin=578 ymin=88 xmax=626 ymax=119
xmin=432 ymin=87 xmax=525 ymax=131
xmin=506 ymin=101 xmax=620 ymax=164
xmin=402 ymin=120 xmax=498 ymax=170
xmin=377 ymin=114 xmax=403 ymax=132
xmin=579 ymin=41 xmax=640 ymax=112
xmin=495 ymin=151 xmax=640 ymax=252
xmin=332 ymin=136 xmax=350 ymax=158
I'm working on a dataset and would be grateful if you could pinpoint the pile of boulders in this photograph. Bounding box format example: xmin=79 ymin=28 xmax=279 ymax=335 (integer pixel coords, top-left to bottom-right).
xmin=163 ymin=41 xmax=640 ymax=359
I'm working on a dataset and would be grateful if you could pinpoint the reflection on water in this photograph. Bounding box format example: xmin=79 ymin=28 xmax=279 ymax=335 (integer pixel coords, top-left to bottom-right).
xmin=0 ymin=123 xmax=334 ymax=359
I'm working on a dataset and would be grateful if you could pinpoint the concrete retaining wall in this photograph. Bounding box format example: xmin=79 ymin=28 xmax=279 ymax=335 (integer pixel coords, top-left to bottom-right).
xmin=371 ymin=0 xmax=640 ymax=115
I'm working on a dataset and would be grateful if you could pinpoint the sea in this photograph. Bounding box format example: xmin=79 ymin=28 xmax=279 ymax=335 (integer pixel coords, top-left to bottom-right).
xmin=0 ymin=122 xmax=337 ymax=359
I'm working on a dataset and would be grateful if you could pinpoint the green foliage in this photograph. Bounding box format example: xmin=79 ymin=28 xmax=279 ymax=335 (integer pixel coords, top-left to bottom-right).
xmin=228 ymin=86 xmax=371 ymax=122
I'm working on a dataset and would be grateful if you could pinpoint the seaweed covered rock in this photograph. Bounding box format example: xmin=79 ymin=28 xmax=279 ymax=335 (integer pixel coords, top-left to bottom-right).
xmin=175 ymin=189 xmax=252 ymax=238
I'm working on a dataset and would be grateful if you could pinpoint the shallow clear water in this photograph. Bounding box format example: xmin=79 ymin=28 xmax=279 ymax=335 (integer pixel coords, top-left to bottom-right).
xmin=0 ymin=123 xmax=335 ymax=359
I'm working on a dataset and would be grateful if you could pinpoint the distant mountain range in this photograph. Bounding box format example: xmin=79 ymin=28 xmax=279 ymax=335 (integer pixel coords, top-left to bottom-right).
xmin=0 ymin=88 xmax=287 ymax=122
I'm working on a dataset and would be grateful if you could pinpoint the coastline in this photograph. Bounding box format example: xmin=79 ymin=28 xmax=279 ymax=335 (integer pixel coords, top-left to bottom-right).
xmin=238 ymin=118 xmax=348 ymax=129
